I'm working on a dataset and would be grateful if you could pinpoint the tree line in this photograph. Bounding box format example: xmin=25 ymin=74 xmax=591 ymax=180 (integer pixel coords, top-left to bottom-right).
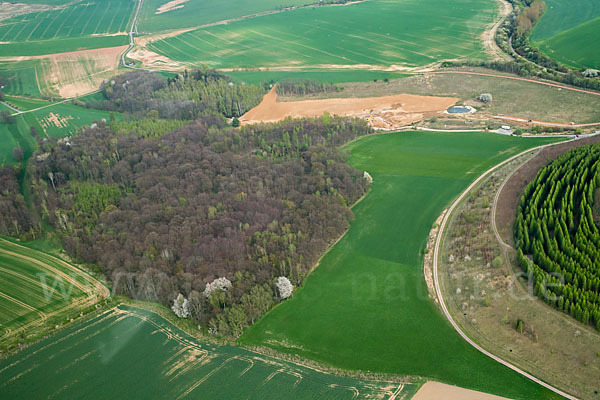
xmin=275 ymin=78 xmax=341 ymax=97
xmin=88 ymin=69 xmax=265 ymax=120
xmin=515 ymin=144 xmax=600 ymax=331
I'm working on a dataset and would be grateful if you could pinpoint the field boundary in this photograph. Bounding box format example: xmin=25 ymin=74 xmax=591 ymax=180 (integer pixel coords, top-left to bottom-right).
xmin=432 ymin=139 xmax=579 ymax=400
xmin=0 ymin=237 xmax=109 ymax=342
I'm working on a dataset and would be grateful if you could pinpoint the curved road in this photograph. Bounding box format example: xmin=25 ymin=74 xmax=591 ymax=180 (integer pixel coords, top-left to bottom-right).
xmin=432 ymin=142 xmax=579 ymax=400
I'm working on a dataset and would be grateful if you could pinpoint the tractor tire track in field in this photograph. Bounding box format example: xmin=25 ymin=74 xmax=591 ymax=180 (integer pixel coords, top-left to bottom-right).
xmin=432 ymin=140 xmax=580 ymax=400
xmin=0 ymin=238 xmax=108 ymax=341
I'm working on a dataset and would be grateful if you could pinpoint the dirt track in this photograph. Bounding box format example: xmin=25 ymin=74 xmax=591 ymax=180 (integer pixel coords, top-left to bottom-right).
xmin=240 ymin=86 xmax=457 ymax=129
xmin=481 ymin=0 xmax=512 ymax=61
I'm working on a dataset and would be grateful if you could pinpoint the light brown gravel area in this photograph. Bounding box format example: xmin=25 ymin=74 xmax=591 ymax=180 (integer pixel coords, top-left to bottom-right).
xmin=412 ymin=382 xmax=510 ymax=400
xmin=240 ymin=86 xmax=457 ymax=129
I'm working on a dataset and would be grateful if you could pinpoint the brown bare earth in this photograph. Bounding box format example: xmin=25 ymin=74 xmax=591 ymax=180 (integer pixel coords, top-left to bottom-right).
xmin=128 ymin=46 xmax=185 ymax=70
xmin=495 ymin=135 xmax=600 ymax=244
xmin=37 ymin=46 xmax=128 ymax=98
xmin=0 ymin=2 xmax=55 ymax=22
xmin=412 ymin=382 xmax=509 ymax=400
xmin=480 ymin=0 xmax=512 ymax=61
xmin=240 ymin=86 xmax=457 ymax=129
xmin=155 ymin=0 xmax=189 ymax=14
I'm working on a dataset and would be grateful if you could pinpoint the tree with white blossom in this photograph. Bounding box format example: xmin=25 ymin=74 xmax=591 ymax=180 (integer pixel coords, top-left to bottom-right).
xmin=203 ymin=277 xmax=232 ymax=298
xmin=275 ymin=276 xmax=293 ymax=299
xmin=172 ymin=293 xmax=190 ymax=318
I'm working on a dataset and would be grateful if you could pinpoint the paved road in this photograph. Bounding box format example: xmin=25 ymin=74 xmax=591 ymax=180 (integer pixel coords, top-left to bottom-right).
xmin=122 ymin=0 xmax=144 ymax=67
xmin=432 ymin=142 xmax=579 ymax=400
xmin=1 ymin=101 xmax=20 ymax=113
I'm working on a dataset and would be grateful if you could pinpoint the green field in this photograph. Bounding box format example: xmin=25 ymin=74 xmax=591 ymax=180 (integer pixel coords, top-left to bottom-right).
xmin=536 ymin=17 xmax=600 ymax=69
xmin=0 ymin=102 xmax=120 ymax=166
xmin=0 ymin=35 xmax=129 ymax=57
xmin=530 ymin=0 xmax=600 ymax=41
xmin=241 ymin=131 xmax=564 ymax=399
xmin=31 ymin=102 xmax=120 ymax=138
xmin=0 ymin=0 xmax=132 ymax=56
xmin=139 ymin=0 xmax=313 ymax=33
xmin=227 ymin=69 xmax=410 ymax=85
xmin=9 ymin=0 xmax=74 ymax=4
xmin=0 ymin=61 xmax=44 ymax=98
xmin=147 ymin=0 xmax=497 ymax=70
xmin=3 ymin=96 xmax=51 ymax=112
xmin=530 ymin=0 xmax=600 ymax=69
xmin=0 ymin=0 xmax=134 ymax=42
xmin=0 ymin=238 xmax=106 ymax=347
xmin=0 ymin=305 xmax=419 ymax=399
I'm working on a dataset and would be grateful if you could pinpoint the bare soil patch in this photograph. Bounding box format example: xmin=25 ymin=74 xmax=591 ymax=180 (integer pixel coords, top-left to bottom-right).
xmin=37 ymin=45 xmax=127 ymax=98
xmin=412 ymin=382 xmax=509 ymax=400
xmin=155 ymin=0 xmax=189 ymax=15
xmin=41 ymin=112 xmax=72 ymax=130
xmin=0 ymin=2 xmax=56 ymax=22
xmin=480 ymin=0 xmax=512 ymax=61
xmin=240 ymin=86 xmax=457 ymax=129
xmin=424 ymin=210 xmax=446 ymax=305
xmin=127 ymin=46 xmax=184 ymax=70
xmin=286 ymin=68 xmax=600 ymax=125
xmin=495 ymin=135 xmax=600 ymax=245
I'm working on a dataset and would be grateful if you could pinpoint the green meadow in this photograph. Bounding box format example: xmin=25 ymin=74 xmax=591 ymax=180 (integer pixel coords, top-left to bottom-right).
xmin=530 ymin=0 xmax=600 ymax=69
xmin=530 ymin=0 xmax=600 ymax=41
xmin=0 ymin=36 xmax=129 ymax=57
xmin=0 ymin=305 xmax=419 ymax=399
xmin=3 ymin=96 xmax=52 ymax=112
xmin=227 ymin=69 xmax=410 ymax=85
xmin=148 ymin=0 xmax=497 ymax=70
xmin=0 ymin=61 xmax=44 ymax=98
xmin=536 ymin=17 xmax=600 ymax=69
xmin=139 ymin=0 xmax=313 ymax=33
xmin=0 ymin=0 xmax=132 ymax=56
xmin=31 ymin=102 xmax=120 ymax=138
xmin=241 ymin=131 xmax=563 ymax=399
xmin=9 ymin=0 xmax=73 ymax=4
xmin=0 ymin=102 xmax=120 ymax=166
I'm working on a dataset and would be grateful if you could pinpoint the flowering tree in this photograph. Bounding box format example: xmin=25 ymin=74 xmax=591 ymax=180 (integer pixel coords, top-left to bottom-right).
xmin=275 ymin=276 xmax=293 ymax=299
xmin=203 ymin=277 xmax=232 ymax=298
xmin=172 ymin=293 xmax=190 ymax=318
xmin=478 ymin=93 xmax=493 ymax=103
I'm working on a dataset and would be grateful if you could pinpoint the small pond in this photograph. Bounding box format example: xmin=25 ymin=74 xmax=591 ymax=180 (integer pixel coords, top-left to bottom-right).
xmin=446 ymin=105 xmax=475 ymax=114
